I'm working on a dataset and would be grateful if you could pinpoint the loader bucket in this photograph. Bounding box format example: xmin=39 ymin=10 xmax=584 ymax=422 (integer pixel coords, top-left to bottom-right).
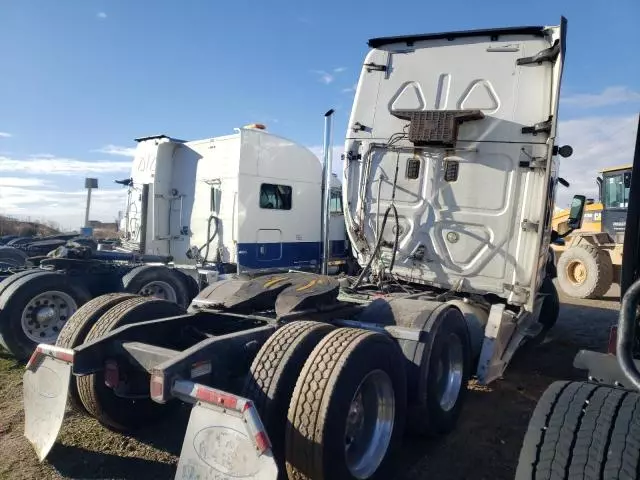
xmin=23 ymin=345 xmax=73 ymax=461
xmin=173 ymin=380 xmax=278 ymax=480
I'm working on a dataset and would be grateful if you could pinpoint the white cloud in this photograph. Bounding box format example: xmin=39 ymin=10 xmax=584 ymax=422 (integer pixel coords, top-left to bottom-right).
xmin=0 ymin=132 xmax=12 ymax=138
xmin=0 ymin=155 xmax=131 ymax=175
xmin=342 ymin=84 xmax=357 ymax=94
xmin=556 ymin=114 xmax=638 ymax=207
xmin=0 ymin=177 xmax=50 ymax=188
xmin=562 ymin=86 xmax=640 ymax=108
xmin=0 ymin=186 xmax=127 ymax=229
xmin=94 ymin=144 xmax=136 ymax=157
xmin=97 ymin=12 xmax=107 ymax=19
xmin=312 ymin=67 xmax=347 ymax=85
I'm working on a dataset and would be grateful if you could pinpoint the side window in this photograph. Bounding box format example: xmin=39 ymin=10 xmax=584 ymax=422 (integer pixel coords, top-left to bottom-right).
xmin=260 ymin=183 xmax=292 ymax=210
xmin=604 ymin=174 xmax=627 ymax=209
xmin=330 ymin=189 xmax=343 ymax=214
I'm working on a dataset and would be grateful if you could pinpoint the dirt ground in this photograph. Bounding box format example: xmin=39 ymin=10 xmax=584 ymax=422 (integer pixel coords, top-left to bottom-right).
xmin=0 ymin=283 xmax=621 ymax=480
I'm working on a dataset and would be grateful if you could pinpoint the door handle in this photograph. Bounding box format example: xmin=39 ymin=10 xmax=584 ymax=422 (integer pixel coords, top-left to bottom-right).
xmin=260 ymin=245 xmax=265 ymax=255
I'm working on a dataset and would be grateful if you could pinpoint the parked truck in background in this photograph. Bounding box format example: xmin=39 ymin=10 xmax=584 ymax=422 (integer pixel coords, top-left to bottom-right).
xmin=0 ymin=125 xmax=350 ymax=360
xmin=23 ymin=18 xmax=578 ymax=480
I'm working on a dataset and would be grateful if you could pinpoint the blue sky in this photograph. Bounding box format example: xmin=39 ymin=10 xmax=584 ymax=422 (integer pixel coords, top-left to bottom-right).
xmin=1 ymin=0 xmax=639 ymax=229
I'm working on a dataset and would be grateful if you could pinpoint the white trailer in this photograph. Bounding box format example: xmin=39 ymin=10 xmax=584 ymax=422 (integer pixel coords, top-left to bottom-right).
xmin=23 ymin=17 xmax=586 ymax=480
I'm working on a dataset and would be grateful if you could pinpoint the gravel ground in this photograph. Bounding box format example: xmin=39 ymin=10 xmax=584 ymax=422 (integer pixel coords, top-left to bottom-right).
xmin=0 ymin=282 xmax=620 ymax=480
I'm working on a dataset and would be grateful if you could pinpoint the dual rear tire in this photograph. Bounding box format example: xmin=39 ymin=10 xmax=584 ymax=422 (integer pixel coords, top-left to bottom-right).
xmin=55 ymin=294 xmax=186 ymax=429
xmin=243 ymin=315 xmax=471 ymax=479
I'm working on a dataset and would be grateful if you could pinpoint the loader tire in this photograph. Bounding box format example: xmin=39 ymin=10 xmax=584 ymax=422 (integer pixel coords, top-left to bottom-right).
xmin=285 ymin=328 xmax=406 ymax=480
xmin=55 ymin=293 xmax=139 ymax=412
xmin=122 ymin=265 xmax=191 ymax=307
xmin=0 ymin=271 xmax=91 ymax=360
xmin=77 ymin=297 xmax=186 ymax=431
xmin=557 ymin=244 xmax=613 ymax=299
xmin=516 ymin=381 xmax=640 ymax=480
xmin=242 ymin=320 xmax=335 ymax=469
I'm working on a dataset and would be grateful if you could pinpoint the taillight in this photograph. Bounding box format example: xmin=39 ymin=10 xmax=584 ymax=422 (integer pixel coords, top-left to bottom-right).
xmin=150 ymin=374 xmax=165 ymax=403
xmin=608 ymin=325 xmax=618 ymax=355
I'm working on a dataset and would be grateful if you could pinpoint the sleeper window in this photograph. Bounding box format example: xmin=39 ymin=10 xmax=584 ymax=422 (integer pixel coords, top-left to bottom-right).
xmin=260 ymin=183 xmax=292 ymax=210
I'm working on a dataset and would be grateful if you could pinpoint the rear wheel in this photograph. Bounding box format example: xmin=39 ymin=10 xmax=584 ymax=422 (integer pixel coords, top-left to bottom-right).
xmin=557 ymin=244 xmax=613 ymax=299
xmin=77 ymin=297 xmax=186 ymax=430
xmin=122 ymin=265 xmax=191 ymax=307
xmin=242 ymin=320 xmax=334 ymax=469
xmin=55 ymin=293 xmax=139 ymax=411
xmin=516 ymin=381 xmax=640 ymax=480
xmin=285 ymin=328 xmax=406 ymax=480
xmin=0 ymin=271 xmax=91 ymax=359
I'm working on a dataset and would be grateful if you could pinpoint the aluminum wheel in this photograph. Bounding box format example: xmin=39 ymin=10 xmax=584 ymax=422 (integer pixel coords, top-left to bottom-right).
xmin=435 ymin=333 xmax=464 ymax=412
xmin=344 ymin=369 xmax=395 ymax=479
xmin=137 ymin=280 xmax=177 ymax=302
xmin=21 ymin=290 xmax=78 ymax=343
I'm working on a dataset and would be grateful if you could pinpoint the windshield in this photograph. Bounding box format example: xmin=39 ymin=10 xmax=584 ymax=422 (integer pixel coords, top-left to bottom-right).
xmin=603 ymin=172 xmax=631 ymax=209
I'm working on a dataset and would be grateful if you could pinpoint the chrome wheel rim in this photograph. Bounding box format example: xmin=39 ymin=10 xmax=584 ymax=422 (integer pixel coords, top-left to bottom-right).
xmin=21 ymin=291 xmax=77 ymax=343
xmin=436 ymin=333 xmax=464 ymax=411
xmin=344 ymin=369 xmax=395 ymax=479
xmin=138 ymin=280 xmax=177 ymax=302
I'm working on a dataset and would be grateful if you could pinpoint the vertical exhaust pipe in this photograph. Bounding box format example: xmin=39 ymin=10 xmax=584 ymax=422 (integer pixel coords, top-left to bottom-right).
xmin=321 ymin=109 xmax=335 ymax=276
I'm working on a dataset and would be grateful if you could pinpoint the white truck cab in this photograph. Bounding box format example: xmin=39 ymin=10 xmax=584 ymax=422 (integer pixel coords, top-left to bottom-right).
xmin=119 ymin=126 xmax=348 ymax=274
xmin=345 ymin=22 xmax=566 ymax=311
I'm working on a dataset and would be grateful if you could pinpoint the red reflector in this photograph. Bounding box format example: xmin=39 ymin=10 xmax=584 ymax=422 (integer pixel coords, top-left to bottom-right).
xmin=254 ymin=431 xmax=270 ymax=453
xmin=26 ymin=348 xmax=42 ymax=370
xmin=104 ymin=360 xmax=119 ymax=388
xmin=608 ymin=326 xmax=618 ymax=355
xmin=195 ymin=385 xmax=239 ymax=410
xmin=150 ymin=376 xmax=164 ymax=400
xmin=56 ymin=351 xmax=74 ymax=363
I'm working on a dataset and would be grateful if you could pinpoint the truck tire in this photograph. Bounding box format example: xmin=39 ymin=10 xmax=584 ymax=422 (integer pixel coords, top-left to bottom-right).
xmin=515 ymin=381 xmax=640 ymax=480
xmin=0 ymin=269 xmax=44 ymax=297
xmin=122 ymin=265 xmax=191 ymax=308
xmin=285 ymin=328 xmax=407 ymax=480
xmin=55 ymin=293 xmax=139 ymax=412
xmin=0 ymin=246 xmax=28 ymax=267
xmin=242 ymin=320 xmax=335 ymax=468
xmin=77 ymin=296 xmax=186 ymax=431
xmin=0 ymin=271 xmax=91 ymax=360
xmin=406 ymin=306 xmax=471 ymax=436
xmin=557 ymin=244 xmax=613 ymax=299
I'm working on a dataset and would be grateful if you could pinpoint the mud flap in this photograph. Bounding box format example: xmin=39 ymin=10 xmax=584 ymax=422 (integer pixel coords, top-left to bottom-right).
xmin=23 ymin=344 xmax=74 ymax=461
xmin=173 ymin=380 xmax=278 ymax=480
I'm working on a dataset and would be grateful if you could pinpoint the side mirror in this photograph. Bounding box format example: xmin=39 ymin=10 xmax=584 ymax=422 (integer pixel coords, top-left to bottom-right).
xmin=567 ymin=194 xmax=586 ymax=230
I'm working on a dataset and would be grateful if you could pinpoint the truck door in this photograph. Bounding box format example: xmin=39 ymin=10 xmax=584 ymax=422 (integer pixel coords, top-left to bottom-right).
xmin=254 ymin=183 xmax=288 ymax=266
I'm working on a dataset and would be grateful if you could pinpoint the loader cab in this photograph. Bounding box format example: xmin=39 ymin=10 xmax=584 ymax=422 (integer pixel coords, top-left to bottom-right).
xmin=600 ymin=165 xmax=632 ymax=244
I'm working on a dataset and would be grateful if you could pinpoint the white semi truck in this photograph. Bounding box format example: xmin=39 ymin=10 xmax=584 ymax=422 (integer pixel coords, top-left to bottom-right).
xmin=118 ymin=125 xmax=348 ymax=273
xmin=0 ymin=125 xmax=349 ymax=359
xmin=23 ymin=17 xmax=583 ymax=480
